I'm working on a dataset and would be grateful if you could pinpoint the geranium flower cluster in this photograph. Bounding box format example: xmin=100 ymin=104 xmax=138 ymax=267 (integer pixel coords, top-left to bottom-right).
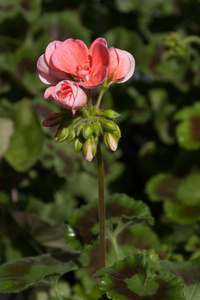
xmin=37 ymin=37 xmax=135 ymax=161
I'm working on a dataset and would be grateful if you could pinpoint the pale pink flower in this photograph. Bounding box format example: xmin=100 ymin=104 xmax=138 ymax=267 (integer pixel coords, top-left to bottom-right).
xmin=45 ymin=80 xmax=87 ymax=115
xmin=107 ymin=47 xmax=135 ymax=83
xmin=37 ymin=38 xmax=109 ymax=89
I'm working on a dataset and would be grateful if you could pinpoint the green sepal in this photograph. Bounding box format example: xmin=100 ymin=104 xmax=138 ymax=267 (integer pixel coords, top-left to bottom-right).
xmin=82 ymin=124 xmax=94 ymax=139
xmin=102 ymin=110 xmax=120 ymax=120
xmin=66 ymin=129 xmax=76 ymax=144
xmin=76 ymin=123 xmax=85 ymax=136
xmin=55 ymin=127 xmax=70 ymax=143
xmin=99 ymin=117 xmax=117 ymax=132
xmin=113 ymin=124 xmax=121 ymax=139
xmin=74 ymin=137 xmax=84 ymax=153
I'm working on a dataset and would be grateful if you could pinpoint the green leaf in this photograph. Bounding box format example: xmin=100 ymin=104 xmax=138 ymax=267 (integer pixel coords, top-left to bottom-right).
xmin=176 ymin=172 xmax=200 ymax=206
xmin=65 ymin=193 xmax=154 ymax=250
xmin=95 ymin=253 xmax=184 ymax=300
xmin=0 ymin=117 xmax=14 ymax=158
xmin=4 ymin=100 xmax=43 ymax=172
xmin=175 ymin=102 xmax=200 ymax=150
xmin=164 ymin=201 xmax=200 ymax=225
xmin=146 ymin=173 xmax=181 ymax=202
xmin=149 ymin=88 xmax=176 ymax=144
xmin=0 ymin=252 xmax=88 ymax=293
xmin=161 ymin=259 xmax=200 ymax=300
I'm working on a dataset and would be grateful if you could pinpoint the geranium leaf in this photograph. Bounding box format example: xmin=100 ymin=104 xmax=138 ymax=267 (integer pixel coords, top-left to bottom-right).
xmin=65 ymin=193 xmax=154 ymax=250
xmin=4 ymin=100 xmax=43 ymax=172
xmin=95 ymin=253 xmax=184 ymax=300
xmin=161 ymin=259 xmax=200 ymax=300
xmin=175 ymin=102 xmax=200 ymax=150
xmin=0 ymin=252 xmax=88 ymax=293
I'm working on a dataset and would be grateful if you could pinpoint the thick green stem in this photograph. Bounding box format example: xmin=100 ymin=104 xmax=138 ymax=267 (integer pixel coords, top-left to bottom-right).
xmin=96 ymin=143 xmax=106 ymax=270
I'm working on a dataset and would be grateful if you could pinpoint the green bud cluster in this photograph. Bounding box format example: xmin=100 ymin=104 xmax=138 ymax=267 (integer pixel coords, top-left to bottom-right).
xmin=54 ymin=108 xmax=121 ymax=162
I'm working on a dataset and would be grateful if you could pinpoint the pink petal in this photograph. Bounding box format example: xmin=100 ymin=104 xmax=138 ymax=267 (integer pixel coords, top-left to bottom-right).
xmin=51 ymin=39 xmax=88 ymax=74
xmin=80 ymin=42 xmax=109 ymax=88
xmin=108 ymin=47 xmax=119 ymax=76
xmin=111 ymin=48 xmax=135 ymax=83
xmin=37 ymin=55 xmax=67 ymax=85
xmin=88 ymin=37 xmax=107 ymax=56
xmin=45 ymin=41 xmax=62 ymax=67
xmin=44 ymin=86 xmax=55 ymax=99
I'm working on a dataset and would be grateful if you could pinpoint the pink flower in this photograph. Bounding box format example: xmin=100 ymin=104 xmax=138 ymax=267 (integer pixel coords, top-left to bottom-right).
xmin=45 ymin=80 xmax=87 ymax=115
xmin=37 ymin=38 xmax=109 ymax=89
xmin=107 ymin=47 xmax=135 ymax=84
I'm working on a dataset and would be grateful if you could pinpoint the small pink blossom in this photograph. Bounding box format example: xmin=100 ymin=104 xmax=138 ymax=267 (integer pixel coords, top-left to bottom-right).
xmin=107 ymin=47 xmax=135 ymax=84
xmin=45 ymin=80 xmax=87 ymax=115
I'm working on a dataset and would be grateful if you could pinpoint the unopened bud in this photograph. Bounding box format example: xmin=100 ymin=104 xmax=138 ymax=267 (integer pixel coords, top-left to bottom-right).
xmin=102 ymin=110 xmax=120 ymax=120
xmin=66 ymin=128 xmax=76 ymax=144
xmin=99 ymin=117 xmax=117 ymax=132
xmin=82 ymin=124 xmax=93 ymax=139
xmin=113 ymin=124 xmax=121 ymax=139
xmin=42 ymin=113 xmax=64 ymax=127
xmin=82 ymin=138 xmax=97 ymax=162
xmin=55 ymin=127 xmax=70 ymax=143
xmin=74 ymin=137 xmax=83 ymax=153
xmin=104 ymin=132 xmax=118 ymax=151
xmin=76 ymin=123 xmax=85 ymax=136
xmin=93 ymin=123 xmax=101 ymax=136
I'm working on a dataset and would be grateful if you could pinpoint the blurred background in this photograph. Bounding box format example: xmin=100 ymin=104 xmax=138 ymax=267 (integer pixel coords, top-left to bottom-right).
xmin=1 ymin=0 xmax=200 ymax=299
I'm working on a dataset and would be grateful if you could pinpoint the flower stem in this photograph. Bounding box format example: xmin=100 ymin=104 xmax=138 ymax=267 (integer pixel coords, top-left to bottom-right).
xmin=88 ymin=89 xmax=92 ymax=113
xmin=95 ymin=87 xmax=106 ymax=110
xmin=96 ymin=143 xmax=106 ymax=270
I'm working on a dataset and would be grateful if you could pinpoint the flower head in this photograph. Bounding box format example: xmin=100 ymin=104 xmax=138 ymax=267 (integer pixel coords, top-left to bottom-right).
xmin=37 ymin=38 xmax=110 ymax=89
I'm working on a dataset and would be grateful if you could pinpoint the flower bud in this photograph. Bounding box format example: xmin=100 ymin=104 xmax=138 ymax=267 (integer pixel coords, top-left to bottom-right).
xmin=55 ymin=127 xmax=70 ymax=143
xmin=113 ymin=124 xmax=121 ymax=139
xmin=74 ymin=137 xmax=83 ymax=153
xmin=102 ymin=110 xmax=120 ymax=120
xmin=93 ymin=123 xmax=101 ymax=136
xmin=66 ymin=128 xmax=76 ymax=144
xmin=99 ymin=117 xmax=117 ymax=132
xmin=76 ymin=123 xmax=85 ymax=136
xmin=104 ymin=132 xmax=118 ymax=151
xmin=82 ymin=124 xmax=93 ymax=139
xmin=82 ymin=138 xmax=97 ymax=162
xmin=42 ymin=113 xmax=64 ymax=127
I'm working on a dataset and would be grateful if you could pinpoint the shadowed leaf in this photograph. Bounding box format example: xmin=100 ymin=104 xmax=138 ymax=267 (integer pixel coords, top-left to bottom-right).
xmin=0 ymin=252 xmax=88 ymax=293
xmin=65 ymin=193 xmax=154 ymax=250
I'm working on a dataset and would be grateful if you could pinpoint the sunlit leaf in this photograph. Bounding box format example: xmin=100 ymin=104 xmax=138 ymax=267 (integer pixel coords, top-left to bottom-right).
xmin=95 ymin=253 xmax=184 ymax=300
